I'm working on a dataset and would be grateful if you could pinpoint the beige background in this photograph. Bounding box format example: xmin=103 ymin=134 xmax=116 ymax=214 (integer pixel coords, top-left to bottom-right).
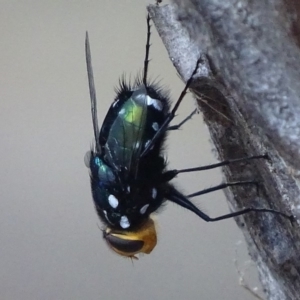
xmin=0 ymin=1 xmax=262 ymax=299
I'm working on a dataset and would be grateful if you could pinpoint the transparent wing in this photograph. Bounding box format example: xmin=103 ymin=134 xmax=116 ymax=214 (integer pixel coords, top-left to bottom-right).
xmin=104 ymin=86 xmax=148 ymax=176
xmin=85 ymin=32 xmax=101 ymax=153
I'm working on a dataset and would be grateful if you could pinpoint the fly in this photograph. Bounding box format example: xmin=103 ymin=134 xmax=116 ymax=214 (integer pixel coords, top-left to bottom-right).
xmin=85 ymin=14 xmax=293 ymax=259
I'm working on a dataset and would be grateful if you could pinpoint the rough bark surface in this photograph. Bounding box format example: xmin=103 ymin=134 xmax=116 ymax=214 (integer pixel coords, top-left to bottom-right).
xmin=148 ymin=1 xmax=300 ymax=300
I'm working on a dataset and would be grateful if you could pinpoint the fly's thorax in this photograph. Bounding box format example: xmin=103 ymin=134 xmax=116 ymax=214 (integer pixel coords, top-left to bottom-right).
xmin=98 ymin=83 xmax=170 ymax=172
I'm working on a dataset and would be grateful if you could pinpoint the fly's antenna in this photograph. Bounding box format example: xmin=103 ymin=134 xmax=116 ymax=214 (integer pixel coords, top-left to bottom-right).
xmin=143 ymin=14 xmax=151 ymax=85
xmin=85 ymin=32 xmax=101 ymax=153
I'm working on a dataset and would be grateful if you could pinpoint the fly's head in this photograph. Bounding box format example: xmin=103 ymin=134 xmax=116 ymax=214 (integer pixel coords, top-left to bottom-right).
xmin=103 ymin=217 xmax=157 ymax=259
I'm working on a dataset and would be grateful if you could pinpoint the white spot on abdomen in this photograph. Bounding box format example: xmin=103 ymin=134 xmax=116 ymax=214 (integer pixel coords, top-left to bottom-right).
xmin=103 ymin=210 xmax=113 ymax=225
xmin=120 ymin=216 xmax=130 ymax=229
xmin=152 ymin=188 xmax=157 ymax=199
xmin=108 ymin=194 xmax=119 ymax=208
xmin=140 ymin=204 xmax=149 ymax=214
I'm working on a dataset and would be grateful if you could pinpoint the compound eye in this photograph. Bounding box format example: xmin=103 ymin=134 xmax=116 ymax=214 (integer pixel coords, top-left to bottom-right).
xmin=104 ymin=233 xmax=144 ymax=255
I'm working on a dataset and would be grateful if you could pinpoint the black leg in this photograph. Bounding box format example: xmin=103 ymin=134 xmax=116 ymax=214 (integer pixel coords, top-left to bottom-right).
xmin=161 ymin=154 xmax=268 ymax=182
xmin=187 ymin=181 xmax=258 ymax=198
xmin=178 ymin=154 xmax=268 ymax=174
xmin=141 ymin=57 xmax=202 ymax=157
xmin=165 ymin=184 xmax=293 ymax=222
xmin=168 ymin=109 xmax=198 ymax=131
xmin=198 ymin=207 xmax=293 ymax=222
xmin=143 ymin=14 xmax=151 ymax=85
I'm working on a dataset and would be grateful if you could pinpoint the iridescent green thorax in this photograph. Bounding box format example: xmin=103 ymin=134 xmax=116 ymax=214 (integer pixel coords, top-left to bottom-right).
xmin=104 ymin=86 xmax=148 ymax=173
xmin=100 ymin=84 xmax=169 ymax=176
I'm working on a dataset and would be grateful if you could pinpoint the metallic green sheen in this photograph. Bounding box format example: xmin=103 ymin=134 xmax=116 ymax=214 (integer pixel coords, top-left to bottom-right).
xmin=104 ymin=86 xmax=148 ymax=173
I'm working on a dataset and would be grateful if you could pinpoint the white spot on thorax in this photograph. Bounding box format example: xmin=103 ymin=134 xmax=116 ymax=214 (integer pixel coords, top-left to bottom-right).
xmin=135 ymin=141 xmax=140 ymax=149
xmin=127 ymin=185 xmax=131 ymax=193
xmin=152 ymin=188 xmax=157 ymax=199
xmin=152 ymin=122 xmax=159 ymax=131
xmin=145 ymin=140 xmax=151 ymax=149
xmin=144 ymin=140 xmax=154 ymax=151
xmin=120 ymin=216 xmax=130 ymax=229
xmin=112 ymin=99 xmax=119 ymax=107
xmin=108 ymin=194 xmax=119 ymax=208
xmin=119 ymin=108 xmax=125 ymax=115
xmin=146 ymin=96 xmax=163 ymax=111
xmin=140 ymin=204 xmax=149 ymax=214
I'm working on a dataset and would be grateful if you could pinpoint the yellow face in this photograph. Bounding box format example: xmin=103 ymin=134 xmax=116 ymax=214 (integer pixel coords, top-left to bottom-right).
xmin=103 ymin=218 xmax=157 ymax=259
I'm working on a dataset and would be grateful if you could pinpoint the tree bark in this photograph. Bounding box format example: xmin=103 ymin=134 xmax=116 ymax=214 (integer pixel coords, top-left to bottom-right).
xmin=148 ymin=1 xmax=300 ymax=299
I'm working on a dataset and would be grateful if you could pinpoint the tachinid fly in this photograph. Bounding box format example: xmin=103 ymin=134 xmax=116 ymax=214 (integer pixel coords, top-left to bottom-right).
xmin=85 ymin=15 xmax=292 ymax=259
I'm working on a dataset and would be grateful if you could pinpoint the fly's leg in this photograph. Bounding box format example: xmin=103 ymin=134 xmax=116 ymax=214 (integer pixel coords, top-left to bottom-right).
xmin=141 ymin=57 xmax=202 ymax=157
xmin=161 ymin=154 xmax=268 ymax=182
xmin=165 ymin=184 xmax=293 ymax=222
xmin=187 ymin=181 xmax=258 ymax=198
xmin=168 ymin=109 xmax=198 ymax=131
xmin=143 ymin=14 xmax=151 ymax=85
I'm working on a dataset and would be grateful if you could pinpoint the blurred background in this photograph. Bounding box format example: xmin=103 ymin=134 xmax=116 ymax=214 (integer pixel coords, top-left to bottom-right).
xmin=0 ymin=1 xmax=262 ymax=299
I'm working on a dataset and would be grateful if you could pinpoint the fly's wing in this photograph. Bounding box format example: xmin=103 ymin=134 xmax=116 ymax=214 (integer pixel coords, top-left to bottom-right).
xmin=85 ymin=32 xmax=101 ymax=154
xmin=104 ymin=85 xmax=148 ymax=176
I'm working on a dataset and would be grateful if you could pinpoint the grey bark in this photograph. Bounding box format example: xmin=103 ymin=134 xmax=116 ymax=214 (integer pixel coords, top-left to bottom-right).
xmin=148 ymin=1 xmax=300 ymax=300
